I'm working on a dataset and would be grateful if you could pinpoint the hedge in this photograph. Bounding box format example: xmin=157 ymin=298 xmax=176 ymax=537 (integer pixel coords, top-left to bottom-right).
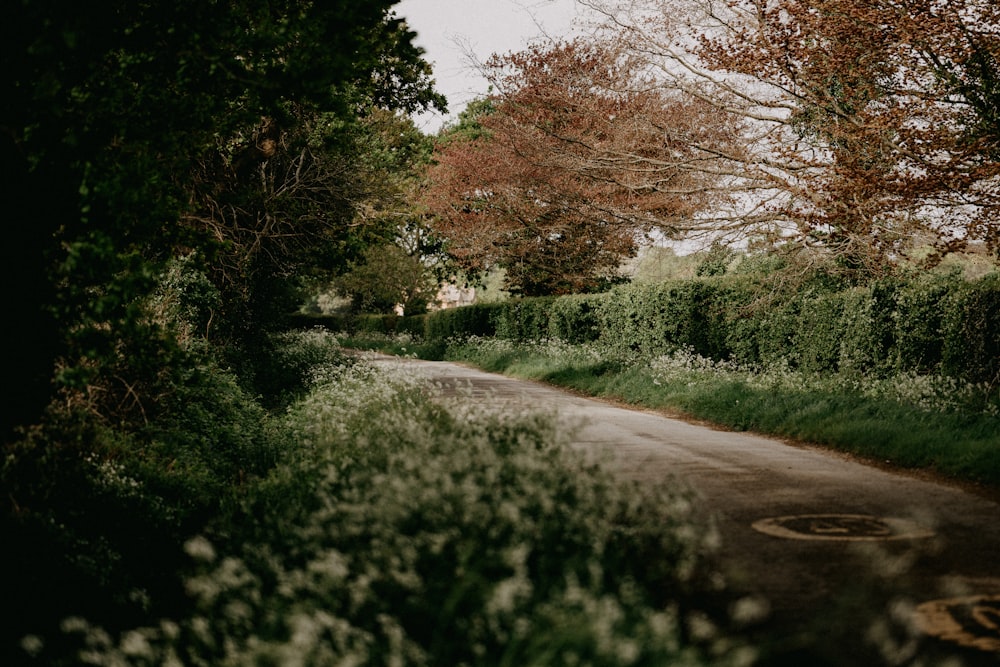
xmin=941 ymin=275 xmax=1000 ymax=384
xmin=424 ymin=303 xmax=501 ymax=340
xmin=298 ymin=272 xmax=1000 ymax=386
xmin=413 ymin=273 xmax=1000 ymax=385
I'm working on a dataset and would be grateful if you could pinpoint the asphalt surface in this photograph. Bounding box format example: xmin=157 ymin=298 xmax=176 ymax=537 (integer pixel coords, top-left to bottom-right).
xmin=371 ymin=354 xmax=1000 ymax=666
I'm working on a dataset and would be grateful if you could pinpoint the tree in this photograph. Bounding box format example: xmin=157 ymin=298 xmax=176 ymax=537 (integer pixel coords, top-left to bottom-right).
xmin=0 ymin=0 xmax=445 ymax=436
xmin=0 ymin=3 xmax=448 ymax=658
xmin=423 ymin=38 xmax=735 ymax=295
xmin=582 ymin=0 xmax=1000 ymax=277
xmin=182 ymin=105 xmax=440 ymax=349
xmin=335 ymin=244 xmax=437 ymax=314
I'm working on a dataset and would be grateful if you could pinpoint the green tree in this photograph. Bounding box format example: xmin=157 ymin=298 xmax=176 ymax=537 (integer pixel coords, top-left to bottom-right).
xmin=0 ymin=0 xmax=445 ymax=437
xmin=0 ymin=1 xmax=446 ymax=660
xmin=336 ymin=244 xmax=437 ymax=314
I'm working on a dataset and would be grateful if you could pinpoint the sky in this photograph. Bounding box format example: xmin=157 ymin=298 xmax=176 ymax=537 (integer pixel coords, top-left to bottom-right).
xmin=394 ymin=0 xmax=587 ymax=133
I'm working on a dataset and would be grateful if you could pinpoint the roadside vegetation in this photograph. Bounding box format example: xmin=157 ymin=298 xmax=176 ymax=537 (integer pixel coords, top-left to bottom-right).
xmin=4 ymin=0 xmax=999 ymax=664
xmin=14 ymin=330 xmax=751 ymax=666
xmin=331 ymin=264 xmax=1000 ymax=489
xmin=440 ymin=338 xmax=1000 ymax=486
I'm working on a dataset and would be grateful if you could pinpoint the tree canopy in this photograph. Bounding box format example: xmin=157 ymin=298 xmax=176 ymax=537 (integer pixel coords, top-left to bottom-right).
xmin=422 ymin=0 xmax=998 ymax=290
xmin=581 ymin=0 xmax=1000 ymax=276
xmin=423 ymin=39 xmax=735 ymax=295
xmin=1 ymin=0 xmax=445 ymax=437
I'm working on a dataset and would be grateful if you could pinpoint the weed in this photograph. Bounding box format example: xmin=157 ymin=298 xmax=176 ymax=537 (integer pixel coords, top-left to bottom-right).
xmin=56 ymin=360 xmax=748 ymax=666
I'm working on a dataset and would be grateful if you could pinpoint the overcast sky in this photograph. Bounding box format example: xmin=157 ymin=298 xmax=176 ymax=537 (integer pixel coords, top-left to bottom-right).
xmin=395 ymin=0 xmax=586 ymax=133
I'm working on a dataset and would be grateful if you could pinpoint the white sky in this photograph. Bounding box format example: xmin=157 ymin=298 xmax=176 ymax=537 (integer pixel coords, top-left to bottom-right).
xmin=394 ymin=0 xmax=586 ymax=133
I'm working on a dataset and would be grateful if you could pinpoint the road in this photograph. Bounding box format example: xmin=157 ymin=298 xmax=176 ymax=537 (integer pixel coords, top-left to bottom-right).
xmin=372 ymin=354 xmax=1000 ymax=665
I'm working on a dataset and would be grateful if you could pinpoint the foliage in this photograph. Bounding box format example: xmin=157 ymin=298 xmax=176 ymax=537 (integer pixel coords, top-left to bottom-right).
xmin=437 ymin=337 xmax=1000 ymax=485
xmin=334 ymin=244 xmax=437 ymax=315
xmin=182 ymin=104 xmax=443 ymax=372
xmin=1 ymin=328 xmax=357 ymax=664
xmin=629 ymin=246 xmax=702 ymax=283
xmin=248 ymin=328 xmax=351 ymax=410
xmin=1 ymin=0 xmax=445 ymax=438
xmin=941 ymin=274 xmax=1000 ymax=384
xmin=46 ymin=361 xmax=743 ymax=666
xmin=494 ymin=297 xmax=559 ymax=341
xmin=422 ymin=39 xmax=734 ymax=295
xmin=1 ymin=10 xmax=449 ymax=656
xmin=424 ymin=303 xmax=502 ymax=340
xmin=695 ymin=243 xmax=737 ymax=278
xmin=548 ymin=294 xmax=604 ymax=344
xmin=414 ymin=271 xmax=1000 ymax=388
xmin=584 ymin=0 xmax=1000 ymax=277
xmin=2 ymin=357 xmax=280 ymax=665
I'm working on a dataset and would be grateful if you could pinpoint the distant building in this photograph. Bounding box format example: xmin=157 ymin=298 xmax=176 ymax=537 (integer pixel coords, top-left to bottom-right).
xmin=433 ymin=283 xmax=476 ymax=310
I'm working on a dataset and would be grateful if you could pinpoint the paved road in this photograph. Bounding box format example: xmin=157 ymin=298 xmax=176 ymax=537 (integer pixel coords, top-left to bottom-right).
xmin=372 ymin=354 xmax=1000 ymax=665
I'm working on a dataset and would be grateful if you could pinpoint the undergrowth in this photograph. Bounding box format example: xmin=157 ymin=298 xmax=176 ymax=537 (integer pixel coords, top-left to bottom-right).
xmin=349 ymin=335 xmax=1000 ymax=487
xmin=14 ymin=340 xmax=754 ymax=666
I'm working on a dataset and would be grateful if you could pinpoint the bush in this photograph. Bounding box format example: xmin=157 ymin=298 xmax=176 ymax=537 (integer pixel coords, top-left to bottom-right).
xmin=60 ymin=361 xmax=736 ymax=666
xmin=355 ymin=313 xmax=395 ymax=335
xmin=0 ymin=327 xmax=362 ymax=664
xmin=425 ymin=303 xmax=502 ymax=340
xmin=837 ymin=281 xmax=897 ymax=376
xmin=547 ymin=294 xmax=602 ymax=344
xmin=593 ymin=283 xmax=675 ymax=358
xmin=941 ymin=274 xmax=1000 ymax=384
xmin=793 ymin=290 xmax=848 ymax=374
xmin=892 ymin=274 xmax=959 ymax=374
xmin=397 ymin=313 xmax=428 ymax=338
xmin=379 ymin=270 xmax=1000 ymax=388
xmin=494 ymin=297 xmax=557 ymax=341
xmin=249 ymin=328 xmax=349 ymax=409
xmin=287 ymin=311 xmax=355 ymax=332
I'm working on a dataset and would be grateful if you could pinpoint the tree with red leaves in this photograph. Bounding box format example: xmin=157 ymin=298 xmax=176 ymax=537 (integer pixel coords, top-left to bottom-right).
xmin=583 ymin=0 xmax=1000 ymax=277
xmin=423 ymin=38 xmax=737 ymax=295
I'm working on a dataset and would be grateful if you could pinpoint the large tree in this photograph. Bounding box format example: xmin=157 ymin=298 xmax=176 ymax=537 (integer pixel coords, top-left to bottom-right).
xmin=423 ymin=38 xmax=735 ymax=295
xmin=0 ymin=0 xmax=445 ymax=436
xmin=182 ymin=105 xmax=440 ymax=349
xmin=582 ymin=0 xmax=1000 ymax=277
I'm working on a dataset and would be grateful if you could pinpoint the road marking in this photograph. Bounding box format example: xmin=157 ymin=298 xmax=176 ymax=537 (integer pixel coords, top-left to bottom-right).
xmin=751 ymin=514 xmax=935 ymax=541
xmin=915 ymin=594 xmax=1000 ymax=652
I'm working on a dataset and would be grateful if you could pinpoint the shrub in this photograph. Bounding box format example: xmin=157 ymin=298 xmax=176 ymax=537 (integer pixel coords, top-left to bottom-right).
xmin=381 ymin=270 xmax=1000 ymax=388
xmin=794 ymin=290 xmax=848 ymax=374
xmin=250 ymin=328 xmax=349 ymax=409
xmin=837 ymin=281 xmax=898 ymax=376
xmin=425 ymin=303 xmax=501 ymax=340
xmin=286 ymin=311 xmax=355 ymax=332
xmin=397 ymin=313 xmax=428 ymax=338
xmin=594 ymin=283 xmax=675 ymax=358
xmin=494 ymin=297 xmax=557 ymax=341
xmin=941 ymin=274 xmax=1000 ymax=384
xmin=59 ymin=361 xmax=736 ymax=666
xmin=548 ymin=294 xmax=603 ymax=344
xmin=355 ymin=313 xmax=396 ymax=334
xmin=892 ymin=274 xmax=959 ymax=374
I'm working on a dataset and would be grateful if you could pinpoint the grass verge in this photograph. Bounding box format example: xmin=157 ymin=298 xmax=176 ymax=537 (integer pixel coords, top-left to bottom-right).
xmin=344 ymin=334 xmax=1000 ymax=488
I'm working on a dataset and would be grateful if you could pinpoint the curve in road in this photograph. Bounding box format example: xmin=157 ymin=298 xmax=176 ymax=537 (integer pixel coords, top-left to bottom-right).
xmin=370 ymin=354 xmax=1000 ymax=664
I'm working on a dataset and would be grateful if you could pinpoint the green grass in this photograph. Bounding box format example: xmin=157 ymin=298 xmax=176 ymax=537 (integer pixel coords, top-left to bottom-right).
xmin=347 ymin=335 xmax=1000 ymax=488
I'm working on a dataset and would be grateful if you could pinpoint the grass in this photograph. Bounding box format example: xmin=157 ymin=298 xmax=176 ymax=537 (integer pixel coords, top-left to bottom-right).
xmin=344 ymin=334 xmax=1000 ymax=488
